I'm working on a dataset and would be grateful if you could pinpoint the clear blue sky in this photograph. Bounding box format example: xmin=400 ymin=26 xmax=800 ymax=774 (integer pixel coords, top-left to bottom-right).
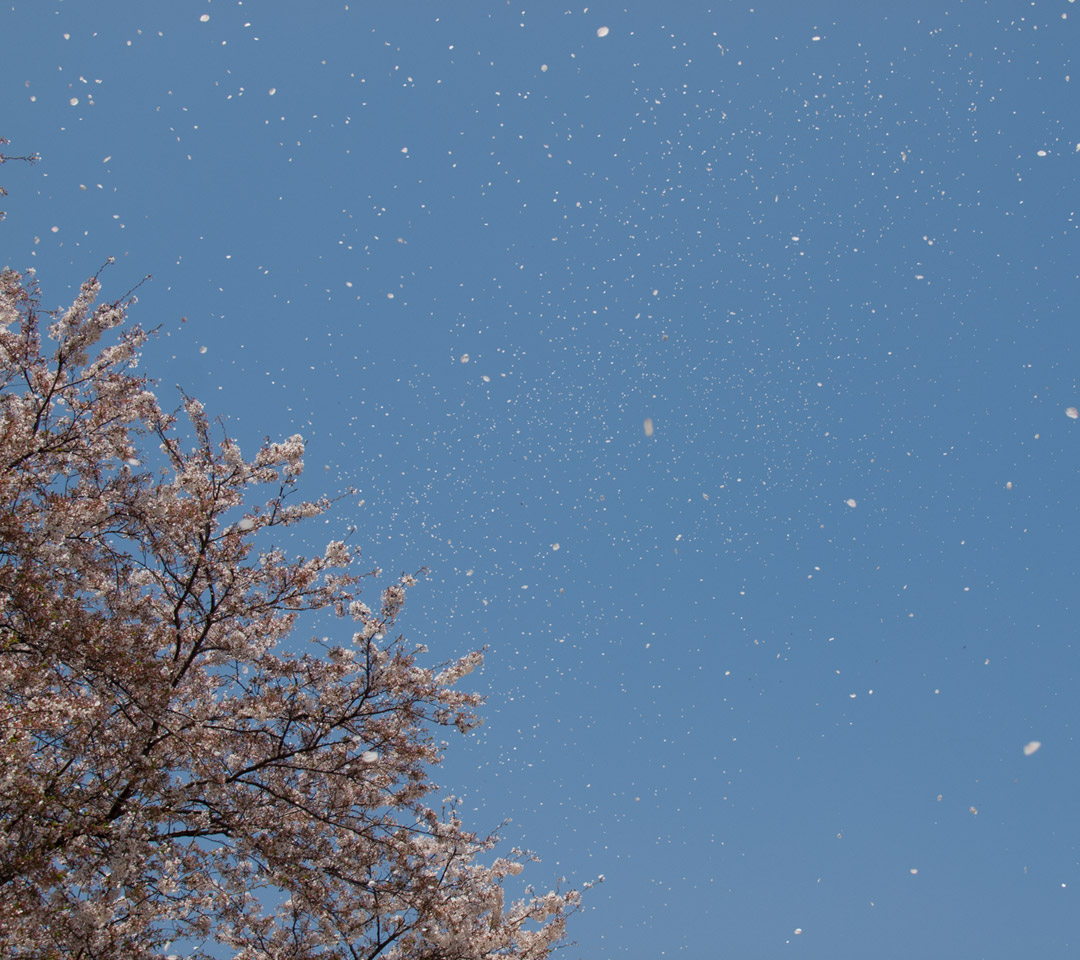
xmin=4 ymin=2 xmax=1080 ymax=957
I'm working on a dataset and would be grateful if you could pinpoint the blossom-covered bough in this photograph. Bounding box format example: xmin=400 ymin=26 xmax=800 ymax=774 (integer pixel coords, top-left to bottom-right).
xmin=0 ymin=215 xmax=587 ymax=955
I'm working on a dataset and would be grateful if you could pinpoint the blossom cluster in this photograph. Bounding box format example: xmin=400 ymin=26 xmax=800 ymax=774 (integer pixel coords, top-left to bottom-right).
xmin=0 ymin=269 xmax=584 ymax=958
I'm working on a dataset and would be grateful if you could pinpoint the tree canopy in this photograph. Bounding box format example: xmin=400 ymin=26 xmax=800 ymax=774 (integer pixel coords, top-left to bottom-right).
xmin=0 ymin=148 xmax=585 ymax=959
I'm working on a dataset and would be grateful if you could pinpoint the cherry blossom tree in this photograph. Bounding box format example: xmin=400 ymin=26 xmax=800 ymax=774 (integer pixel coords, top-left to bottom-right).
xmin=0 ymin=161 xmax=586 ymax=957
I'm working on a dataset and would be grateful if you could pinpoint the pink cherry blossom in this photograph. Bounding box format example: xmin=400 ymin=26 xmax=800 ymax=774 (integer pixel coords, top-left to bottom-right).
xmin=0 ymin=253 xmax=586 ymax=957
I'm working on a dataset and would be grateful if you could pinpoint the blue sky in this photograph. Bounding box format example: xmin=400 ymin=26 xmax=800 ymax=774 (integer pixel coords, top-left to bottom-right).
xmin=4 ymin=1 xmax=1080 ymax=957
